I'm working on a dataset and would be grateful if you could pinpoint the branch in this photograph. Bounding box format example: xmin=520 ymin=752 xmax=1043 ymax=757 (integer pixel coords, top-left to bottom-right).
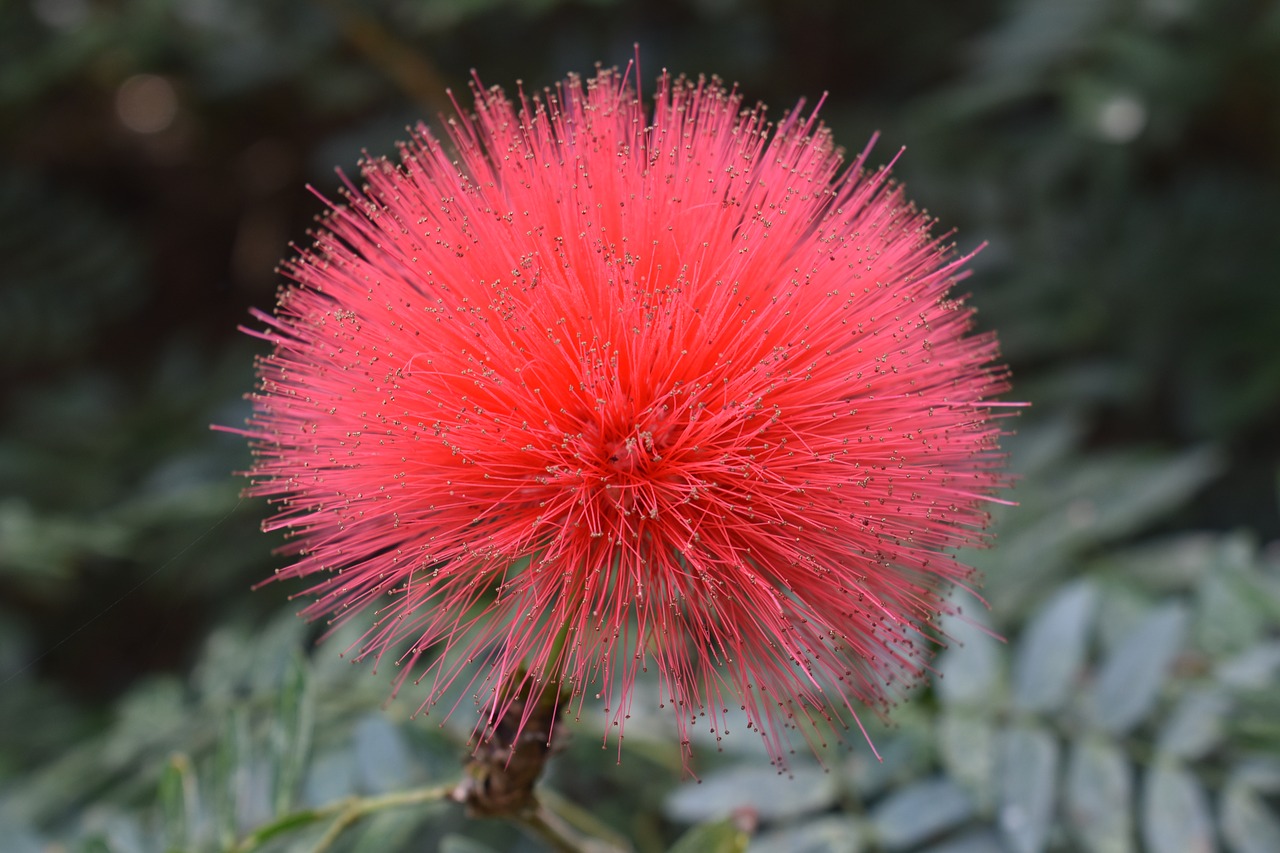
xmin=230 ymin=782 xmax=454 ymax=853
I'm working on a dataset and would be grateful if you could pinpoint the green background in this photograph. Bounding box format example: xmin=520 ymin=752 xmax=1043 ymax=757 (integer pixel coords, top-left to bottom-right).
xmin=2 ymin=0 xmax=1279 ymax=850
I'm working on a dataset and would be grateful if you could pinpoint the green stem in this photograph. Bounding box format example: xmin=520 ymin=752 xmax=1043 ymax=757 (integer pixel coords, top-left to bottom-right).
xmin=517 ymin=804 xmax=586 ymax=853
xmin=230 ymin=782 xmax=454 ymax=853
xmin=537 ymin=787 xmax=635 ymax=852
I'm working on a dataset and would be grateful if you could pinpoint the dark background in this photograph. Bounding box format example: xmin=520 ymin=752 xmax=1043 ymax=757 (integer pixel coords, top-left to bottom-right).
xmin=3 ymin=0 xmax=1279 ymax=849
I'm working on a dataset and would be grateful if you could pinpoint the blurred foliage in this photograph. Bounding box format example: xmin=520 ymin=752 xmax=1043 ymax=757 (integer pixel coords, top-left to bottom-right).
xmin=2 ymin=0 xmax=1279 ymax=850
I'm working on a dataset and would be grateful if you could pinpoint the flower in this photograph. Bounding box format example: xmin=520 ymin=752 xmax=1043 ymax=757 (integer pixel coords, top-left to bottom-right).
xmin=232 ymin=63 xmax=1013 ymax=768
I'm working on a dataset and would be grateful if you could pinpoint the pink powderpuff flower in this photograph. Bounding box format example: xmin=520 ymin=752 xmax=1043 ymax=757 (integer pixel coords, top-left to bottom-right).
xmin=230 ymin=63 xmax=1014 ymax=769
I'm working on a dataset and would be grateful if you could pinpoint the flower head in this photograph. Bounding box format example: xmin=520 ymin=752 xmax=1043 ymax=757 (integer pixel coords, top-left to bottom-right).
xmin=234 ymin=64 xmax=1012 ymax=768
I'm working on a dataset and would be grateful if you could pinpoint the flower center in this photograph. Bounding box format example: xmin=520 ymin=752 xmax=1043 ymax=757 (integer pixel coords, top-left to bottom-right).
xmin=604 ymin=429 xmax=662 ymax=474
xmin=574 ymin=398 xmax=684 ymax=520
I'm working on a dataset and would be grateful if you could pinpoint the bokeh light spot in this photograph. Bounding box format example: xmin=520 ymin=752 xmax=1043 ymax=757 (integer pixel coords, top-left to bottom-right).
xmin=115 ymin=74 xmax=179 ymax=135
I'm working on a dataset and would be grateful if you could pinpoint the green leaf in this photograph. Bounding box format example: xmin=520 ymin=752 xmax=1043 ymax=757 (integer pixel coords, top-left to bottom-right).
xmin=0 ymin=819 xmax=45 ymax=853
xmin=353 ymin=713 xmax=412 ymax=794
xmin=304 ymin=748 xmax=357 ymax=805
xmin=1141 ymin=759 xmax=1214 ymax=853
xmin=969 ymin=0 xmax=1110 ymax=80
xmin=247 ymin=615 xmax=308 ymax=696
xmin=1078 ymin=448 xmax=1221 ymax=544
xmin=234 ymin=808 xmax=327 ymax=849
xmin=1156 ymin=686 xmax=1230 ymax=760
xmin=1197 ymin=571 xmax=1266 ymax=657
xmin=1221 ymin=777 xmax=1280 ymax=853
xmin=1097 ymin=533 xmax=1220 ymax=593
xmin=747 ymin=816 xmax=863 ymax=853
xmin=870 ymin=777 xmax=975 ymax=850
xmin=937 ymin=710 xmax=996 ymax=809
xmin=192 ymin=625 xmax=254 ymax=704
xmin=73 ymin=813 xmax=147 ymax=853
xmin=664 ymin=763 xmax=838 ymax=824
xmin=934 ymin=595 xmax=1003 ymax=707
xmin=917 ymin=829 xmax=1007 ymax=853
xmin=1230 ymin=684 xmax=1280 ymax=754
xmin=1217 ymin=641 xmax=1280 ymax=689
xmin=668 ymin=818 xmax=750 ymax=853
xmin=1088 ymin=604 xmax=1187 ymax=734
xmin=981 ymin=447 xmax=1221 ymax=616
xmin=1065 ymin=735 xmax=1134 ymax=853
xmin=1230 ymin=757 xmax=1280 ymax=792
xmin=1013 ymin=580 xmax=1097 ymax=713
xmin=998 ymin=725 xmax=1059 ymax=853
xmin=1095 ymin=588 xmax=1155 ymax=656
xmin=845 ymin=719 xmax=935 ymax=797
xmin=103 ymin=677 xmax=186 ymax=766
xmin=212 ymin=707 xmax=249 ymax=849
xmin=438 ymin=836 xmax=502 ymax=853
xmin=271 ymin=652 xmax=314 ymax=815
xmin=158 ymin=753 xmax=196 ymax=853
